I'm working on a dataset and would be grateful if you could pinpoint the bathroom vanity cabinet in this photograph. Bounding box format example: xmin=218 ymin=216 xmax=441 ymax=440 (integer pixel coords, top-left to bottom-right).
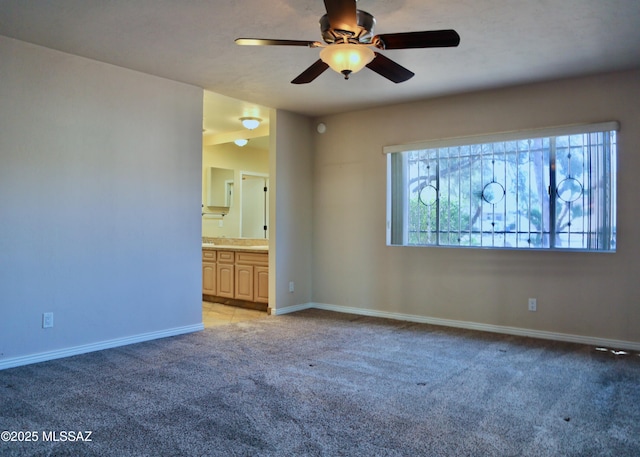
xmin=202 ymin=247 xmax=268 ymax=308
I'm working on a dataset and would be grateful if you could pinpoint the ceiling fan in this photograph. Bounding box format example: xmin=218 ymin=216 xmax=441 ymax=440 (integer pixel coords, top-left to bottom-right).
xmin=235 ymin=0 xmax=460 ymax=84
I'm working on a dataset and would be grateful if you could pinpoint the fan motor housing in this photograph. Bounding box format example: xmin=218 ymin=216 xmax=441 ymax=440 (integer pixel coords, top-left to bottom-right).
xmin=320 ymin=10 xmax=376 ymax=44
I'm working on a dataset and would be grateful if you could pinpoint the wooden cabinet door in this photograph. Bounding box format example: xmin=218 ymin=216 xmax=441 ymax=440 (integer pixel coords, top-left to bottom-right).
xmin=235 ymin=264 xmax=254 ymax=301
xmin=202 ymin=262 xmax=216 ymax=295
xmin=216 ymin=263 xmax=234 ymax=298
xmin=254 ymin=266 xmax=269 ymax=304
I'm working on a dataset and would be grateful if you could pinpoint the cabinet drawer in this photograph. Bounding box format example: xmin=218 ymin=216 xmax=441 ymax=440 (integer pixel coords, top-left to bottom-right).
xmin=202 ymin=250 xmax=216 ymax=262
xmin=217 ymin=250 xmax=235 ymax=264
xmin=236 ymin=252 xmax=268 ymax=266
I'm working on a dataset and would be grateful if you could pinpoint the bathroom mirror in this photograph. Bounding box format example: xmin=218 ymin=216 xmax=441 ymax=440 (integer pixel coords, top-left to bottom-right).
xmin=202 ymin=168 xmax=269 ymax=240
xmin=207 ymin=167 xmax=234 ymax=207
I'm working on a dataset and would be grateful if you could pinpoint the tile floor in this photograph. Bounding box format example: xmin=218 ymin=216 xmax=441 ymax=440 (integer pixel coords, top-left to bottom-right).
xmin=202 ymin=301 xmax=268 ymax=327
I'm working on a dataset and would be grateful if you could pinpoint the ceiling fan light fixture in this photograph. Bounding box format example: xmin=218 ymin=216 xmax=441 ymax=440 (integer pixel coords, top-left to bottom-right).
xmin=320 ymin=44 xmax=375 ymax=79
xmin=240 ymin=117 xmax=261 ymax=130
xmin=234 ymin=138 xmax=249 ymax=147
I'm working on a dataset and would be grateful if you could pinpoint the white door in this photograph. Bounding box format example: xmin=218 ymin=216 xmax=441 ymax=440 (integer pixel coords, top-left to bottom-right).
xmin=241 ymin=174 xmax=269 ymax=238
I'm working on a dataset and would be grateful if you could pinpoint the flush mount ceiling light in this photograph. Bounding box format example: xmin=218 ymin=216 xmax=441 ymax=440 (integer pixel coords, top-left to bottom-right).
xmin=319 ymin=43 xmax=374 ymax=79
xmin=234 ymin=139 xmax=249 ymax=147
xmin=240 ymin=117 xmax=261 ymax=130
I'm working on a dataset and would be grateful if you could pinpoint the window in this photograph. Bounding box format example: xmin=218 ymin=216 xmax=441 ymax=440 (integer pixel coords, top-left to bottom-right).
xmin=386 ymin=122 xmax=618 ymax=251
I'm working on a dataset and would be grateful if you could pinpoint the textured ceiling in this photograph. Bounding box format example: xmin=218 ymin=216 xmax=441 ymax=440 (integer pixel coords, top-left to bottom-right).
xmin=1 ymin=0 xmax=640 ymax=121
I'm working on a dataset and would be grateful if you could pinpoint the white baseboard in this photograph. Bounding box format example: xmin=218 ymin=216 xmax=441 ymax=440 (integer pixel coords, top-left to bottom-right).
xmin=0 ymin=323 xmax=204 ymax=371
xmin=270 ymin=302 xmax=313 ymax=315
xmin=283 ymin=302 xmax=640 ymax=352
xmin=6 ymin=303 xmax=637 ymax=371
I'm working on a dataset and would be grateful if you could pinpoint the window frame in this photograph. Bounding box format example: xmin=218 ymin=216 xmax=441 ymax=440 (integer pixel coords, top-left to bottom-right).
xmin=385 ymin=122 xmax=619 ymax=252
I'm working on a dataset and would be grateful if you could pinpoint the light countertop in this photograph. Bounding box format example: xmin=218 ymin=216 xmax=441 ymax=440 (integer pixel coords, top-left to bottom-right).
xmin=202 ymin=243 xmax=268 ymax=253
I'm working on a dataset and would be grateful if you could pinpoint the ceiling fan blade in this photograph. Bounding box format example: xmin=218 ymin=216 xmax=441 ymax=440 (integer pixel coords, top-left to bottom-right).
xmin=323 ymin=0 xmax=358 ymax=33
xmin=291 ymin=59 xmax=330 ymax=84
xmin=235 ymin=38 xmax=321 ymax=47
xmin=366 ymin=52 xmax=414 ymax=83
xmin=374 ymin=29 xmax=460 ymax=50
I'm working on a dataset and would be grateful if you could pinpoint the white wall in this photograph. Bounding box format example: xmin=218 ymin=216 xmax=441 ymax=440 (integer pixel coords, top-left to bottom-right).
xmin=312 ymin=70 xmax=640 ymax=347
xmin=0 ymin=37 xmax=203 ymax=367
xmin=270 ymin=110 xmax=314 ymax=312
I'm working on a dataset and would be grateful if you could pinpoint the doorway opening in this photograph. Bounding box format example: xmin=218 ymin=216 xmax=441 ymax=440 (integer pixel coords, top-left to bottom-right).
xmin=201 ymin=91 xmax=271 ymax=325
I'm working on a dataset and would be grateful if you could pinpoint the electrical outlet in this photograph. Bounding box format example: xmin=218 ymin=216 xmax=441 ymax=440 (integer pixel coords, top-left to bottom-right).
xmin=289 ymin=281 xmax=294 ymax=293
xmin=528 ymin=298 xmax=537 ymax=312
xmin=42 ymin=312 xmax=54 ymax=328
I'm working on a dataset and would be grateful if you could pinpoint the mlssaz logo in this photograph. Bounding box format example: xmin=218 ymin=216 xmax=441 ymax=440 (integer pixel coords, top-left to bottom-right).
xmin=42 ymin=431 xmax=93 ymax=442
